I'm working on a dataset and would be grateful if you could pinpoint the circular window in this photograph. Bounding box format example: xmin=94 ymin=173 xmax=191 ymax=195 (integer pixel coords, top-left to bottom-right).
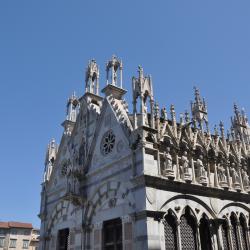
xmin=101 ymin=130 xmax=116 ymax=155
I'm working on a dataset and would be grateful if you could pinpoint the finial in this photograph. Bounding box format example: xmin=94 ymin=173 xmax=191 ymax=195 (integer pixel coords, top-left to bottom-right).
xmin=231 ymin=126 xmax=235 ymax=140
xmin=138 ymin=65 xmax=144 ymax=78
xmin=85 ymin=59 xmax=99 ymax=94
xmin=194 ymin=86 xmax=201 ymax=104
xmin=154 ymin=102 xmax=160 ymax=119
xmin=214 ymin=125 xmax=219 ymax=136
xmin=51 ymin=138 xmax=56 ymax=147
xmin=203 ymin=98 xmax=207 ymax=110
xmin=185 ymin=110 xmax=190 ymax=123
xmin=170 ymin=104 xmax=176 ymax=121
xmin=192 ymin=118 xmax=197 ymax=129
xmin=205 ymin=121 xmax=210 ymax=134
xmin=180 ymin=113 xmax=184 ymax=125
xmin=161 ymin=107 xmax=167 ymax=121
xmin=234 ymin=103 xmax=240 ymax=118
xmin=106 ymin=55 xmax=123 ymax=87
xmin=219 ymin=121 xmax=225 ymax=138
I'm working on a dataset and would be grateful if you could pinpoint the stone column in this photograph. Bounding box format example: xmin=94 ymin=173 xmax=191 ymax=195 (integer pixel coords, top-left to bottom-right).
xmin=159 ymin=219 xmax=166 ymax=250
xmin=120 ymin=65 xmax=123 ymax=88
xmin=228 ymin=224 xmax=233 ymax=250
xmin=238 ymin=169 xmax=244 ymax=191
xmin=236 ymin=219 xmax=243 ymax=250
xmin=111 ymin=64 xmax=115 ymax=85
xmin=122 ymin=215 xmax=133 ymax=250
xmin=146 ymin=217 xmax=161 ymax=250
xmin=209 ymin=221 xmax=219 ymax=250
xmin=176 ymin=219 xmax=182 ymax=250
xmin=226 ymin=167 xmax=232 ymax=190
xmin=106 ymin=69 xmax=109 ymax=85
xmin=93 ymin=222 xmax=103 ymax=250
xmin=191 ymin=157 xmax=196 ymax=184
xmin=216 ymin=224 xmax=224 ymax=250
xmin=196 ymin=222 xmax=201 ymax=250
xmin=246 ymin=226 xmax=250 ymax=250
xmin=175 ymin=153 xmax=180 ymax=181
xmin=214 ymin=163 xmax=219 ymax=188
xmin=207 ymin=160 xmax=212 ymax=187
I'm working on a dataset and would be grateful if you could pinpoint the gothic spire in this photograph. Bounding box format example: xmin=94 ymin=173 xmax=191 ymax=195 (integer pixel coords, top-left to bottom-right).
xmin=85 ymin=59 xmax=100 ymax=95
xmin=44 ymin=138 xmax=58 ymax=182
xmin=191 ymin=87 xmax=208 ymax=132
xmin=102 ymin=55 xmax=126 ymax=99
xmin=62 ymin=93 xmax=79 ymax=135
xmin=106 ymin=55 xmax=123 ymax=88
xmin=132 ymin=65 xmax=154 ymax=128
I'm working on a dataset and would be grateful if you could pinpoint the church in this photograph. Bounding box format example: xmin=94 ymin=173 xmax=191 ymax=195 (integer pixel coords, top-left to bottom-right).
xmin=39 ymin=56 xmax=250 ymax=250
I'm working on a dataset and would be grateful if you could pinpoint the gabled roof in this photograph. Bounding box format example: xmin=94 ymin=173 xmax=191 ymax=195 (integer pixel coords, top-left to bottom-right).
xmin=0 ymin=221 xmax=33 ymax=229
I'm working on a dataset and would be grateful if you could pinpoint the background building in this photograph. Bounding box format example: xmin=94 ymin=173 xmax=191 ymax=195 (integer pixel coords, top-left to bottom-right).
xmin=0 ymin=222 xmax=39 ymax=250
xmin=39 ymin=56 xmax=250 ymax=250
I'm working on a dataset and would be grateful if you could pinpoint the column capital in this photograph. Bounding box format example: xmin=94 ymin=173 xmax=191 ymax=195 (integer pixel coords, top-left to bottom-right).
xmin=122 ymin=215 xmax=132 ymax=223
xmin=93 ymin=221 xmax=103 ymax=230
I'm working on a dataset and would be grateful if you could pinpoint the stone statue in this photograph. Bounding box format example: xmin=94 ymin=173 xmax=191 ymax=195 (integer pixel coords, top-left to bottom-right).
xmin=143 ymin=104 xmax=149 ymax=126
xmin=230 ymin=163 xmax=241 ymax=190
xmin=196 ymin=155 xmax=206 ymax=177
xmin=217 ymin=163 xmax=227 ymax=183
xmin=181 ymin=151 xmax=189 ymax=175
xmin=163 ymin=147 xmax=173 ymax=171
xmin=161 ymin=107 xmax=167 ymax=120
xmin=241 ymin=167 xmax=249 ymax=189
xmin=180 ymin=151 xmax=192 ymax=182
xmin=196 ymin=155 xmax=207 ymax=185
xmin=162 ymin=147 xmax=175 ymax=179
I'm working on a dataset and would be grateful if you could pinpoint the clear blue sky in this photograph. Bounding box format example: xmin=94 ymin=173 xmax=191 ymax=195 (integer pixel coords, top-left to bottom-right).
xmin=0 ymin=0 xmax=250 ymax=228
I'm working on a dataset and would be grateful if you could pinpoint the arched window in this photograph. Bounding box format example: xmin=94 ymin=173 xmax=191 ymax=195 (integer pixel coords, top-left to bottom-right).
xmin=221 ymin=219 xmax=230 ymax=250
xmin=180 ymin=207 xmax=197 ymax=250
xmin=163 ymin=212 xmax=178 ymax=250
xmin=230 ymin=214 xmax=240 ymax=250
xmin=239 ymin=214 xmax=248 ymax=250
xmin=199 ymin=215 xmax=212 ymax=250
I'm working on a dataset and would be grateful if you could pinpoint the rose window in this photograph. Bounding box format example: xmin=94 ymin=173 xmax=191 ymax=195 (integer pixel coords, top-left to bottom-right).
xmin=101 ymin=130 xmax=116 ymax=155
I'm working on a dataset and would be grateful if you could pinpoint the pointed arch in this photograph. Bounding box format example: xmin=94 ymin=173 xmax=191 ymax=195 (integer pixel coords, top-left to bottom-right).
xmin=230 ymin=212 xmax=240 ymax=250
xmin=199 ymin=213 xmax=212 ymax=250
xmin=180 ymin=206 xmax=198 ymax=250
xmin=47 ymin=200 xmax=71 ymax=232
xmin=239 ymin=213 xmax=248 ymax=250
xmin=221 ymin=216 xmax=230 ymax=250
xmin=163 ymin=209 xmax=178 ymax=250
xmin=160 ymin=194 xmax=216 ymax=220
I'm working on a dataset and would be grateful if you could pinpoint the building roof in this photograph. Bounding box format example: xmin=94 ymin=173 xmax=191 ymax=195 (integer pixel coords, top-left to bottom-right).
xmin=0 ymin=221 xmax=33 ymax=229
xmin=0 ymin=222 xmax=9 ymax=228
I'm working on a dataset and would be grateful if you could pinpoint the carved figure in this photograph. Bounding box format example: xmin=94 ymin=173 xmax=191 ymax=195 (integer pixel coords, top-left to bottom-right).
xmin=163 ymin=147 xmax=173 ymax=171
xmin=181 ymin=151 xmax=189 ymax=174
xmin=241 ymin=168 xmax=250 ymax=189
xmin=216 ymin=160 xmax=228 ymax=188
xmin=143 ymin=104 xmax=149 ymax=126
xmin=180 ymin=151 xmax=192 ymax=182
xmin=196 ymin=155 xmax=207 ymax=185
xmin=161 ymin=107 xmax=167 ymax=120
xmin=230 ymin=163 xmax=241 ymax=190
xmin=162 ymin=147 xmax=175 ymax=179
xmin=217 ymin=164 xmax=227 ymax=183
xmin=196 ymin=155 xmax=206 ymax=177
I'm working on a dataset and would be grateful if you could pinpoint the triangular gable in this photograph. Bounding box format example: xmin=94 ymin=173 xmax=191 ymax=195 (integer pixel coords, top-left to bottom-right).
xmin=46 ymin=134 xmax=71 ymax=192
xmin=85 ymin=97 xmax=132 ymax=173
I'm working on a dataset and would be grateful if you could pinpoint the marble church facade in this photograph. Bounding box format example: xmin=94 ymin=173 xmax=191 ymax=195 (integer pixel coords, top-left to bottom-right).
xmin=39 ymin=56 xmax=250 ymax=250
